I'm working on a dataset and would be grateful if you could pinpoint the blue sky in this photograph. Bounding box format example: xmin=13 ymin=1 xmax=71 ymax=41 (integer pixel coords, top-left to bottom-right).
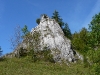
xmin=0 ymin=0 xmax=100 ymax=55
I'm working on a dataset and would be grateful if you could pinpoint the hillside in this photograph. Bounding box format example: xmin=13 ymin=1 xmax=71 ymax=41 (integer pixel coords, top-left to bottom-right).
xmin=0 ymin=57 xmax=93 ymax=75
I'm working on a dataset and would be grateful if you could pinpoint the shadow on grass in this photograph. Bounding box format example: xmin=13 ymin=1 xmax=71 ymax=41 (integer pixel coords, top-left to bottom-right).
xmin=0 ymin=57 xmax=7 ymax=61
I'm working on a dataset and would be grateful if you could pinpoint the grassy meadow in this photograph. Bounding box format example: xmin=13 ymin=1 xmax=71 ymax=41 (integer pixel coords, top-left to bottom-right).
xmin=0 ymin=56 xmax=94 ymax=75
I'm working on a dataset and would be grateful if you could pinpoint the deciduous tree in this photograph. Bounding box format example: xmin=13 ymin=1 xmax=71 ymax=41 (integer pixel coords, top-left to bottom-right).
xmin=10 ymin=25 xmax=22 ymax=58
xmin=89 ymin=13 xmax=100 ymax=48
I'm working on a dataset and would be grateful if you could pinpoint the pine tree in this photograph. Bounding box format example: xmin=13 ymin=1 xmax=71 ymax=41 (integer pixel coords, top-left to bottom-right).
xmin=0 ymin=46 xmax=3 ymax=57
xmin=21 ymin=25 xmax=29 ymax=37
xmin=52 ymin=10 xmax=72 ymax=39
xmin=52 ymin=10 xmax=64 ymax=27
xmin=63 ymin=23 xmax=72 ymax=39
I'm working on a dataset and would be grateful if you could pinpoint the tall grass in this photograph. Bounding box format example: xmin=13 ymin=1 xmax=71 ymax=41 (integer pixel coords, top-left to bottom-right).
xmin=0 ymin=57 xmax=93 ymax=75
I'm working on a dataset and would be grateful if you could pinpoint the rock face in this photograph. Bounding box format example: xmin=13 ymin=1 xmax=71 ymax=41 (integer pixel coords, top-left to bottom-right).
xmin=31 ymin=15 xmax=75 ymax=62
xmin=4 ymin=15 xmax=78 ymax=62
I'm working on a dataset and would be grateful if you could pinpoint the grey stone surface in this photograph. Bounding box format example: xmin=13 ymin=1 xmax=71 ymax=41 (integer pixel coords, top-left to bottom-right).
xmin=31 ymin=15 xmax=75 ymax=62
xmin=4 ymin=15 xmax=82 ymax=63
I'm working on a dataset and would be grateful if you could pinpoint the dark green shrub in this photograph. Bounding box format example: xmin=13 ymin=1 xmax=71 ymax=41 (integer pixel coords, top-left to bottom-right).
xmin=30 ymin=47 xmax=54 ymax=63
xmin=36 ymin=18 xmax=40 ymax=24
xmin=19 ymin=47 xmax=27 ymax=57
xmin=87 ymin=49 xmax=100 ymax=63
xmin=42 ymin=47 xmax=54 ymax=63
xmin=91 ymin=63 xmax=100 ymax=75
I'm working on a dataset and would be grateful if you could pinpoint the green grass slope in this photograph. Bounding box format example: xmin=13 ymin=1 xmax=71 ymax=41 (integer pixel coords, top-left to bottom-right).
xmin=0 ymin=57 xmax=93 ymax=75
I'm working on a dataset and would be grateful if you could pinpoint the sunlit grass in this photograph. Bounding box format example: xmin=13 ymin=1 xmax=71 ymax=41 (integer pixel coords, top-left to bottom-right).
xmin=0 ymin=57 xmax=93 ymax=75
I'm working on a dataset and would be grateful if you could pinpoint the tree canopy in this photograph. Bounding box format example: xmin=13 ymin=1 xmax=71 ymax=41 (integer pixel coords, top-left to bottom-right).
xmin=89 ymin=13 xmax=100 ymax=48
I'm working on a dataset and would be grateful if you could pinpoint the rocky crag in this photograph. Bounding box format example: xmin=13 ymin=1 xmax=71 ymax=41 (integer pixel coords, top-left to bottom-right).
xmin=31 ymin=15 xmax=76 ymax=62
xmin=4 ymin=15 xmax=83 ymax=63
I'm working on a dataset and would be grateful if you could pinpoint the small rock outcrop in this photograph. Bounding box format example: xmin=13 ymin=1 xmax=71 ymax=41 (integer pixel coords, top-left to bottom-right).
xmin=31 ymin=15 xmax=76 ymax=62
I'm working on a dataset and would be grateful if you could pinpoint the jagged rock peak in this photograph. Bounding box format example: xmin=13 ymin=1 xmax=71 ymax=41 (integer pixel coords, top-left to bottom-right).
xmin=31 ymin=15 xmax=76 ymax=62
xmin=3 ymin=15 xmax=83 ymax=62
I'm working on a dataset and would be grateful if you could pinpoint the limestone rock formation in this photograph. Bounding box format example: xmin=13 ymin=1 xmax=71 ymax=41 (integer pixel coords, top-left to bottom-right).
xmin=4 ymin=15 xmax=81 ymax=63
xmin=31 ymin=15 xmax=76 ymax=62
